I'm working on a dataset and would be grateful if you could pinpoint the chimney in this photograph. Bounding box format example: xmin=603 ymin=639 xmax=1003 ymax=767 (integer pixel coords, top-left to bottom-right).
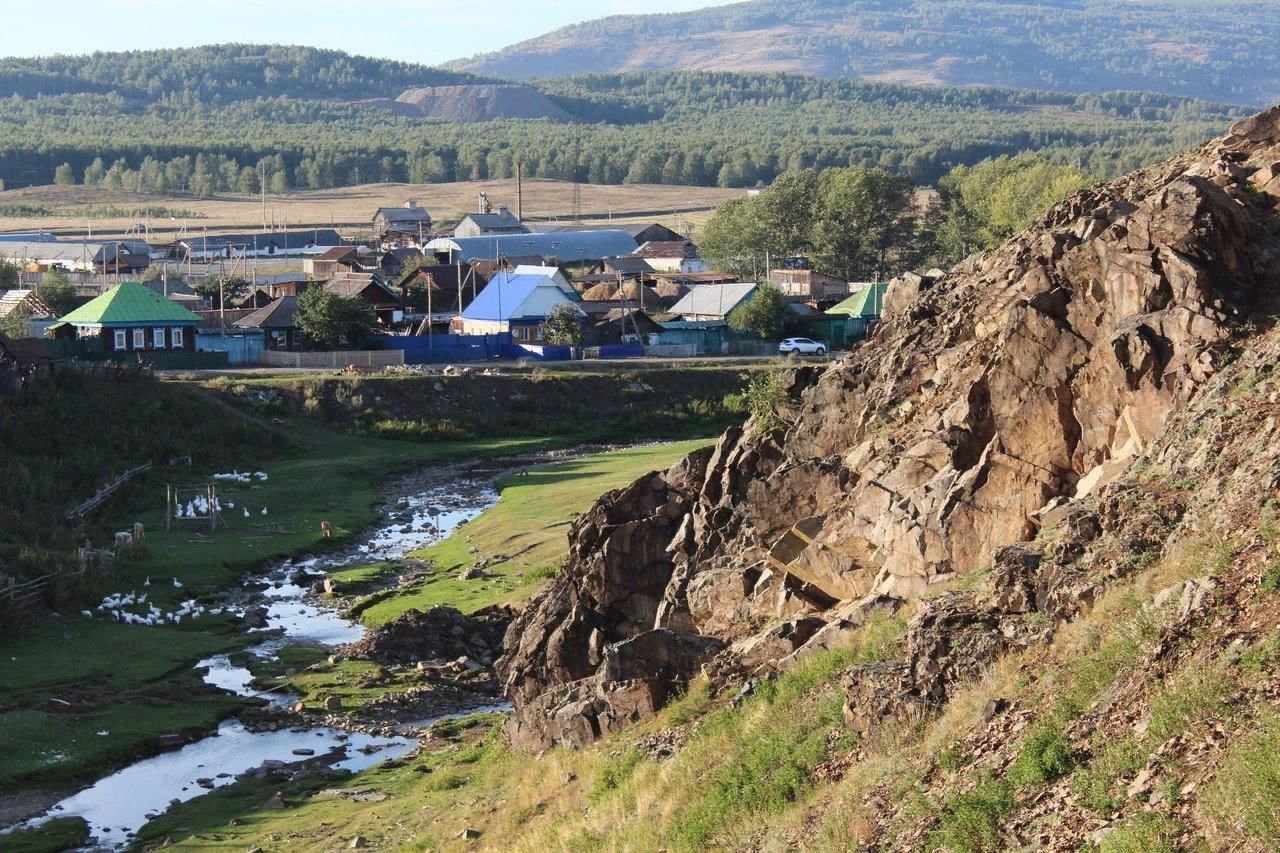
xmin=405 ymin=199 xmax=417 ymax=209
xmin=498 ymin=204 xmax=510 ymax=217
xmin=478 ymin=192 xmax=490 ymax=215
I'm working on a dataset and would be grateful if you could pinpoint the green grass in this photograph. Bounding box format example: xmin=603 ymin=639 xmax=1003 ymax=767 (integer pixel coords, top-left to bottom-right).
xmin=1200 ymin=712 xmax=1280 ymax=847
xmin=353 ymin=439 xmax=712 ymax=625
xmin=1098 ymin=812 xmax=1181 ymax=853
xmin=0 ymin=817 xmax=90 ymax=853
xmin=930 ymin=776 xmax=1016 ymax=853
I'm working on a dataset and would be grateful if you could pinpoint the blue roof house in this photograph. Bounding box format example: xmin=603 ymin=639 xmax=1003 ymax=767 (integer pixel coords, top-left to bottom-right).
xmin=454 ymin=269 xmax=584 ymax=342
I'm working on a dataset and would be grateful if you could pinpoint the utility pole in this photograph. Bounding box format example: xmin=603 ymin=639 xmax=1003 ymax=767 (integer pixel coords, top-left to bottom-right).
xmin=260 ymin=162 xmax=267 ymax=232
xmin=517 ymin=162 xmax=523 ymax=221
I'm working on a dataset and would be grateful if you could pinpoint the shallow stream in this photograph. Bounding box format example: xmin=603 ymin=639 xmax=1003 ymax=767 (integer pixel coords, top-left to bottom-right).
xmin=15 ymin=451 xmax=578 ymax=850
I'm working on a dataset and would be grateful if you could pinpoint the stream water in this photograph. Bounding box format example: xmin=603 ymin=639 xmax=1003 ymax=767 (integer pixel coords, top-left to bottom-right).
xmin=13 ymin=452 xmax=575 ymax=850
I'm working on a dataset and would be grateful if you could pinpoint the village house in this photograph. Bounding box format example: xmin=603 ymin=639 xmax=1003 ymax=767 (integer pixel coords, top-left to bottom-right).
xmin=530 ymin=221 xmax=684 ymax=247
xmin=769 ymin=268 xmax=850 ymax=302
xmin=235 ymin=296 xmax=301 ymax=350
xmin=302 ymin=246 xmax=362 ymax=280
xmin=54 ymin=282 xmax=200 ymax=354
xmin=323 ymin=272 xmax=405 ymax=326
xmin=394 ymin=262 xmax=483 ymax=315
xmin=372 ymin=201 xmax=432 ymax=245
xmin=453 ymin=267 xmax=583 ymax=342
xmin=0 ymin=239 xmax=152 ymax=274
xmin=174 ymin=229 xmax=342 ymax=262
xmin=667 ymin=281 xmax=758 ymax=321
xmin=427 ymin=229 xmax=637 ymax=265
xmin=628 ymin=240 xmax=709 ymax=274
xmin=454 ymin=194 xmax=528 ymax=238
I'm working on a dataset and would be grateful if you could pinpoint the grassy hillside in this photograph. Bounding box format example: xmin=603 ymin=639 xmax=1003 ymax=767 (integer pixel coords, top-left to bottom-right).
xmin=452 ymin=0 xmax=1280 ymax=106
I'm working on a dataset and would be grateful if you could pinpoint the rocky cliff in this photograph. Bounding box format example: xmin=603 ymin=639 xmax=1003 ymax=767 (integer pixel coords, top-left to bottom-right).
xmin=498 ymin=106 xmax=1280 ymax=754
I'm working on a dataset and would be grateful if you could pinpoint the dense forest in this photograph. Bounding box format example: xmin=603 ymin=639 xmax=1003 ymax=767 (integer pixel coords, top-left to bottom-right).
xmin=0 ymin=46 xmax=1245 ymax=194
xmin=453 ymin=0 xmax=1280 ymax=106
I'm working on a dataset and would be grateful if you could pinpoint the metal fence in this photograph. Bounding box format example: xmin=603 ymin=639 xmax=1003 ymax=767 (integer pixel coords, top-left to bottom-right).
xmin=260 ymin=348 xmax=405 ymax=368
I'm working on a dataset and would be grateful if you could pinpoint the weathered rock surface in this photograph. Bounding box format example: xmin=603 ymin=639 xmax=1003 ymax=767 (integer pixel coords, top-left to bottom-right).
xmin=341 ymin=604 xmax=511 ymax=667
xmin=499 ymin=105 xmax=1280 ymax=749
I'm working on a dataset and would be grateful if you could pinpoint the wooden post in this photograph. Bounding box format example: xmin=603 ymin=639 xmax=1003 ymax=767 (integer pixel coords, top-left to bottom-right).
xmin=165 ymin=484 xmax=172 ymax=532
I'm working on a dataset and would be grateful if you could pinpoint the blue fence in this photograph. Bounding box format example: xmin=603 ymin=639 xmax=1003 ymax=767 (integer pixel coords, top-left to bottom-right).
xmin=367 ymin=333 xmax=512 ymax=364
xmin=196 ymin=331 xmax=265 ymax=366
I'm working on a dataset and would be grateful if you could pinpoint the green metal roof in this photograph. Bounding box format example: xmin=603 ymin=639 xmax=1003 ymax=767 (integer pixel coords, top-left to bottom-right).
xmin=827 ymin=282 xmax=888 ymax=318
xmin=59 ymin=282 xmax=201 ymax=327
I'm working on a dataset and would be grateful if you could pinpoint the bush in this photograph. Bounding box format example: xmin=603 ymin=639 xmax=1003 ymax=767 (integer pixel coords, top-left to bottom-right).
xmin=1008 ymin=724 xmax=1075 ymax=788
xmin=931 ymin=776 xmax=1015 ymax=853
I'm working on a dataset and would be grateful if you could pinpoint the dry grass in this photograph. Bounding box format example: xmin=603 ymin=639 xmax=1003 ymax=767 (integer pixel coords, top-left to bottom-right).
xmin=0 ymin=179 xmax=737 ymax=240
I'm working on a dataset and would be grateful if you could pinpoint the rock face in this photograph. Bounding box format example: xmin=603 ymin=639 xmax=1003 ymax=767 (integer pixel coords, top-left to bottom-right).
xmin=341 ymin=605 xmax=511 ymax=667
xmin=499 ymin=107 xmax=1280 ymax=749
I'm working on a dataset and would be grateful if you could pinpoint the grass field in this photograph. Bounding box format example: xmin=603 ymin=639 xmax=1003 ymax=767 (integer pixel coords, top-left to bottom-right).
xmin=0 ymin=178 xmax=735 ymax=239
xmin=349 ymin=439 xmax=712 ymax=625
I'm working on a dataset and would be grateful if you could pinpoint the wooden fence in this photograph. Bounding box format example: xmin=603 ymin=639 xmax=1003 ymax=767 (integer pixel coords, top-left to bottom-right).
xmin=259 ymin=349 xmax=405 ymax=368
xmin=65 ymin=462 xmax=153 ymax=523
xmin=2 ymin=548 xmax=113 ymax=609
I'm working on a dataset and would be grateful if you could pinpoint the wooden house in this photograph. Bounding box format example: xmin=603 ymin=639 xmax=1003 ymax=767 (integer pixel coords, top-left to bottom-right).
xmin=454 ymin=269 xmax=582 ymax=342
xmin=323 ymin=273 xmax=405 ymax=326
xmin=373 ymin=202 xmax=433 ymax=245
xmin=303 ymin=246 xmax=361 ymax=279
xmin=235 ymin=296 xmax=301 ymax=350
xmin=56 ymin=282 xmax=199 ymax=354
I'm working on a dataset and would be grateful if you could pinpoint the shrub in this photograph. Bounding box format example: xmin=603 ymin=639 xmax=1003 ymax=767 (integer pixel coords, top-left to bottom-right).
xmin=1008 ymin=724 xmax=1075 ymax=788
xmin=931 ymin=776 xmax=1015 ymax=853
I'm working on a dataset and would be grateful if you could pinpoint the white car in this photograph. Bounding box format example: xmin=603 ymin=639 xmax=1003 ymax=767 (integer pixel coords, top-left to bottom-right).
xmin=778 ymin=337 xmax=826 ymax=355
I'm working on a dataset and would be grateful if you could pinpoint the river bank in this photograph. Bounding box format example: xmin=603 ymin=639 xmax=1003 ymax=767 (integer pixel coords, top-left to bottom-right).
xmin=3 ymin=439 xmax=711 ymax=850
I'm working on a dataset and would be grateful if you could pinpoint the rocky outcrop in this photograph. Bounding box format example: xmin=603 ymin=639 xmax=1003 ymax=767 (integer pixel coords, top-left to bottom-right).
xmin=340 ymin=605 xmax=511 ymax=667
xmin=359 ymin=84 xmax=570 ymax=122
xmin=499 ymin=106 xmax=1280 ymax=749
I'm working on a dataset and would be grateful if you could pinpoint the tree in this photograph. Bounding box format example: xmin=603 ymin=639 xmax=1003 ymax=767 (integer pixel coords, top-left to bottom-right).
xmin=540 ymin=303 xmax=583 ymax=345
xmin=0 ymin=259 xmax=19 ymax=291
xmin=53 ymin=163 xmax=76 ymax=185
xmin=83 ymin=157 xmax=106 ymax=186
xmin=700 ymin=195 xmax=771 ymax=279
xmin=191 ymin=275 xmax=250 ymax=309
xmin=937 ymin=155 xmax=1090 ymax=260
xmin=808 ymin=167 xmax=917 ymax=281
xmin=294 ymin=287 xmax=375 ymax=348
xmin=36 ymin=269 xmax=79 ymax=316
xmin=727 ymin=282 xmax=788 ymax=340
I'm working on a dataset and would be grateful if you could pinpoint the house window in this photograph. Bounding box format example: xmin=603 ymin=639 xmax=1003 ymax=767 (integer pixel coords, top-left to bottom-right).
xmin=154 ymin=328 xmax=167 ymax=349
xmin=114 ymin=329 xmax=126 ymax=350
xmin=132 ymin=328 xmax=146 ymax=349
xmin=172 ymin=327 xmax=184 ymax=348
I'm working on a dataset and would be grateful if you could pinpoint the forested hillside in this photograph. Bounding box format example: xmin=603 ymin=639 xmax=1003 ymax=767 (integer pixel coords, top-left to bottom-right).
xmin=452 ymin=0 xmax=1280 ymax=106
xmin=0 ymin=46 xmax=1243 ymax=194
xmin=0 ymin=44 xmax=480 ymax=102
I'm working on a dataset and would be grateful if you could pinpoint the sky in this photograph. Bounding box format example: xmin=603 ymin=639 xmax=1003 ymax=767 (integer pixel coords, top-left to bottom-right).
xmin=2 ymin=0 xmax=721 ymax=66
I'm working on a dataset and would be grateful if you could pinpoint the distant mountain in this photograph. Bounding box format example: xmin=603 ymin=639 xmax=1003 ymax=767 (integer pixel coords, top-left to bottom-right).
xmin=0 ymin=44 xmax=484 ymax=103
xmin=448 ymin=0 xmax=1280 ymax=106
